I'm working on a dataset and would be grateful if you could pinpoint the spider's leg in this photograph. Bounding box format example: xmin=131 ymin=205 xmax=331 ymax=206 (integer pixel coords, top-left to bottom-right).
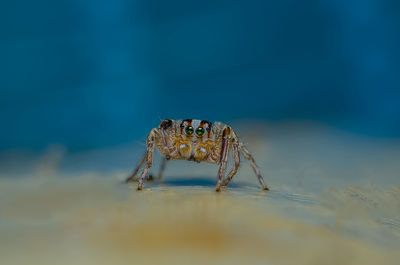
xmin=216 ymin=127 xmax=231 ymax=191
xmin=222 ymin=143 xmax=240 ymax=186
xmin=125 ymin=153 xmax=146 ymax=183
xmin=157 ymin=120 xmax=173 ymax=180
xmin=138 ymin=128 xmax=157 ymax=190
xmin=239 ymin=143 xmax=269 ymax=190
xmin=158 ymin=157 xmax=167 ymax=180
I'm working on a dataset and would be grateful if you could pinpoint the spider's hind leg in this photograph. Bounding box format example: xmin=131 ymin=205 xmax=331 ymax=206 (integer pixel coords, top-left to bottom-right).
xmin=239 ymin=143 xmax=269 ymax=190
xmin=158 ymin=157 xmax=167 ymax=180
xmin=126 ymin=153 xmax=146 ymax=183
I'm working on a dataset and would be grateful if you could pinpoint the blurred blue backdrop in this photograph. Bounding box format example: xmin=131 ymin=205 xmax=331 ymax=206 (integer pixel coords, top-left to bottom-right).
xmin=1 ymin=0 xmax=400 ymax=151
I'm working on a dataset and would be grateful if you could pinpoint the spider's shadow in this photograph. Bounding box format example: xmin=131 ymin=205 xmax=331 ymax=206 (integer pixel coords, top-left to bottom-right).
xmin=156 ymin=176 xmax=240 ymax=188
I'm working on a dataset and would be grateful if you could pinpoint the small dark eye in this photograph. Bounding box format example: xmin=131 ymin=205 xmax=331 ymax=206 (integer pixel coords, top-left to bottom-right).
xmin=160 ymin=119 xmax=172 ymax=129
xmin=185 ymin=126 xmax=194 ymax=135
xmin=196 ymin=127 xmax=205 ymax=136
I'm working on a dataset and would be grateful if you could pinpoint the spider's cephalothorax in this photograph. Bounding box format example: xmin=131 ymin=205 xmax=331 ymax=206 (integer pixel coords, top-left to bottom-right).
xmin=126 ymin=119 xmax=269 ymax=191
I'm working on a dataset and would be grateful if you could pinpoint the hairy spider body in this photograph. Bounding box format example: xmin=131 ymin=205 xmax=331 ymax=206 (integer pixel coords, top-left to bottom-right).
xmin=126 ymin=119 xmax=269 ymax=191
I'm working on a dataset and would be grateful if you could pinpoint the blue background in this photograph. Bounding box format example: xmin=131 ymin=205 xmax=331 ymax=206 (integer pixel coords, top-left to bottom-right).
xmin=1 ymin=0 xmax=400 ymax=151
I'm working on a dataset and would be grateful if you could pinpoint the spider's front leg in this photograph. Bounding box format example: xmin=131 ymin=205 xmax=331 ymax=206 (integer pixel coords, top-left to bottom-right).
xmin=216 ymin=127 xmax=231 ymax=191
xmin=221 ymin=142 xmax=240 ymax=186
xmin=137 ymin=128 xmax=158 ymax=190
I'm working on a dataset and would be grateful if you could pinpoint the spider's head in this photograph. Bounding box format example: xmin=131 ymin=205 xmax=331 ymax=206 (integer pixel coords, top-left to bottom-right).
xmin=180 ymin=119 xmax=212 ymax=139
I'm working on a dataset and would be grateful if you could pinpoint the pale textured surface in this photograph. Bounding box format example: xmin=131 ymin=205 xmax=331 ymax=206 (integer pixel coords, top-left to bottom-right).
xmin=1 ymin=122 xmax=400 ymax=265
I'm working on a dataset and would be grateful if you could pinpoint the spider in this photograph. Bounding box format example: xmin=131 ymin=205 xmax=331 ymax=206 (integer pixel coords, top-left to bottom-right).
xmin=126 ymin=119 xmax=269 ymax=191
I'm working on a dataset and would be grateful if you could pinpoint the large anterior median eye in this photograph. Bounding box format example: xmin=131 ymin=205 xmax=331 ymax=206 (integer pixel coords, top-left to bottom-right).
xmin=196 ymin=127 xmax=205 ymax=136
xmin=185 ymin=126 xmax=194 ymax=135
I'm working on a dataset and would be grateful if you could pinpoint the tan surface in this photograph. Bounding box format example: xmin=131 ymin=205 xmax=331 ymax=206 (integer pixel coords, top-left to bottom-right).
xmin=1 ymin=122 xmax=399 ymax=264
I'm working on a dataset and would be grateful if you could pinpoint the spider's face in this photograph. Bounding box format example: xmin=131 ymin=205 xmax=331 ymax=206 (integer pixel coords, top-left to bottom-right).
xmin=180 ymin=119 xmax=212 ymax=139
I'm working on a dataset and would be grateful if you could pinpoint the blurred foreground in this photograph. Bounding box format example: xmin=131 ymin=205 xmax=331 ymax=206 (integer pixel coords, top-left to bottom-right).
xmin=1 ymin=121 xmax=400 ymax=265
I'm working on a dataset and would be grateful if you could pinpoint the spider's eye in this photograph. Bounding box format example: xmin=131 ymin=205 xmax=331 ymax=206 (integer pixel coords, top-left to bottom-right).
xmin=185 ymin=126 xmax=194 ymax=135
xmin=196 ymin=127 xmax=205 ymax=136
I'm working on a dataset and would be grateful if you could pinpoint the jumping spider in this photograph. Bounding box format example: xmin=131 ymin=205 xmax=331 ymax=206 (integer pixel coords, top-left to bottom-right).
xmin=126 ymin=119 xmax=269 ymax=191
